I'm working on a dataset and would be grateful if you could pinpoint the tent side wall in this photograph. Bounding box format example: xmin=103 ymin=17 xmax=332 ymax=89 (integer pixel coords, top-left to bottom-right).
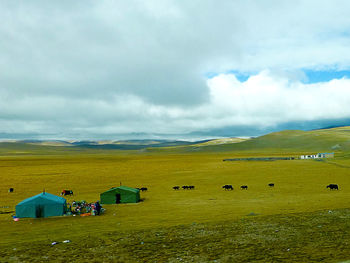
xmin=100 ymin=190 xmax=117 ymax=204
xmin=116 ymin=188 xmax=140 ymax=203
xmin=16 ymin=204 xmax=37 ymax=218
xmin=43 ymin=202 xmax=66 ymax=217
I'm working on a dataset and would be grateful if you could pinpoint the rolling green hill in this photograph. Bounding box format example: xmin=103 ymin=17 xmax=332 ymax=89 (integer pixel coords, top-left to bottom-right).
xmin=188 ymin=126 xmax=350 ymax=153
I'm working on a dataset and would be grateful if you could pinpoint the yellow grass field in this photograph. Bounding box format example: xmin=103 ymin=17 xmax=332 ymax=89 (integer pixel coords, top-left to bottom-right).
xmin=1 ymin=148 xmax=350 ymax=262
xmin=0 ymin=152 xmax=349 ymax=234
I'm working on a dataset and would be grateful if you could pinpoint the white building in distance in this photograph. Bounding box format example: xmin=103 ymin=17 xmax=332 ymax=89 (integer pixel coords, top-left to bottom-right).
xmin=300 ymin=153 xmax=334 ymax=159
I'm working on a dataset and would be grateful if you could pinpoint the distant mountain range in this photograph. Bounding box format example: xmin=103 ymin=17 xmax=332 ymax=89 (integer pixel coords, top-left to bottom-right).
xmin=2 ymin=139 xmax=213 ymax=150
xmin=2 ymin=126 xmax=350 ymax=154
xmin=1 ymin=118 xmax=350 ymax=142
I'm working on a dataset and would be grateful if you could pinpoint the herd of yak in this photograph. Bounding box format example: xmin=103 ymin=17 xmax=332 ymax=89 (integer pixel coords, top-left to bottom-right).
xmin=171 ymin=183 xmax=340 ymax=191
xmin=172 ymin=183 xmax=274 ymax=191
xmin=9 ymin=184 xmax=340 ymax=195
xmin=173 ymin=185 xmax=195 ymax=190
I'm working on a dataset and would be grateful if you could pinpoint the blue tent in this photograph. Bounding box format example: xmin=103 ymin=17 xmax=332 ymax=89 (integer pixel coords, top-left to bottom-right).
xmin=16 ymin=192 xmax=66 ymax=218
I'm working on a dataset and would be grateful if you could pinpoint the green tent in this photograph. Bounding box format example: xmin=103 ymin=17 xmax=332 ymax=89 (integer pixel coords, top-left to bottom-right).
xmin=100 ymin=186 xmax=140 ymax=204
xmin=16 ymin=192 xmax=66 ymax=218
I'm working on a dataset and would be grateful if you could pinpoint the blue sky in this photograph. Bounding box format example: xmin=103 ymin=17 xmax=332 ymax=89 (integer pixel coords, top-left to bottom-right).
xmin=206 ymin=71 xmax=250 ymax=82
xmin=303 ymin=70 xmax=350 ymax=83
xmin=208 ymin=69 xmax=350 ymax=84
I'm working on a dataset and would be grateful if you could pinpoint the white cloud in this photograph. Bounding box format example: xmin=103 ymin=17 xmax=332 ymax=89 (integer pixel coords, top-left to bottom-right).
xmin=1 ymin=1 xmax=350 ymax=138
xmin=206 ymin=71 xmax=350 ymax=126
xmin=1 ymin=70 xmax=350 ymax=138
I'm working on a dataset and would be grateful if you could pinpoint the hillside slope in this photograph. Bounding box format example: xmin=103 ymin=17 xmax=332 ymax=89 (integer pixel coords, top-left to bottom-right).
xmin=193 ymin=126 xmax=350 ymax=153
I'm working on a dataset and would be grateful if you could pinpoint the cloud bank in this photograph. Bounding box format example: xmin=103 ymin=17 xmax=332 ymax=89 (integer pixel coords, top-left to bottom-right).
xmin=1 ymin=70 xmax=350 ymax=138
xmin=1 ymin=1 xmax=350 ymax=139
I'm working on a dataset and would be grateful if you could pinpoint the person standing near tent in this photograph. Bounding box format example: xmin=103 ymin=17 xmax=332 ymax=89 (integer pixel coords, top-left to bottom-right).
xmin=95 ymin=201 xmax=101 ymax=215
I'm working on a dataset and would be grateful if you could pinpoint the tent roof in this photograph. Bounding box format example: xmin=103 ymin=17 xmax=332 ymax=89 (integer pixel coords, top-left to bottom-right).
xmin=101 ymin=188 xmax=118 ymax=194
xmin=101 ymin=186 xmax=139 ymax=194
xmin=17 ymin=192 xmax=66 ymax=206
xmin=117 ymin=186 xmax=139 ymax=193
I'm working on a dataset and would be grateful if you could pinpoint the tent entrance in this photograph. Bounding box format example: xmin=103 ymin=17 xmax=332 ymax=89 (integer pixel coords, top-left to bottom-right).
xmin=35 ymin=205 xmax=44 ymax=218
xmin=116 ymin=194 xmax=121 ymax=204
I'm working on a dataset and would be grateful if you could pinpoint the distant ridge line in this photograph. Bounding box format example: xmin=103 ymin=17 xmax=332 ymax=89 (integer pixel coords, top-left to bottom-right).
xmin=312 ymin=125 xmax=350 ymax=130
xmin=223 ymin=157 xmax=295 ymax=161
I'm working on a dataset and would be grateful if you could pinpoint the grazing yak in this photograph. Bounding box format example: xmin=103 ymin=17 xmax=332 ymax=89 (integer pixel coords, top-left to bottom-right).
xmin=182 ymin=185 xmax=195 ymax=190
xmin=173 ymin=186 xmax=180 ymax=190
xmin=8 ymin=188 xmax=14 ymax=193
xmin=240 ymin=185 xmax=248 ymax=190
xmin=140 ymin=187 xmax=148 ymax=192
xmin=326 ymin=184 xmax=339 ymax=190
xmin=268 ymin=183 xmax=275 ymax=187
xmin=61 ymin=190 xmax=74 ymax=196
xmin=222 ymin=185 xmax=233 ymax=190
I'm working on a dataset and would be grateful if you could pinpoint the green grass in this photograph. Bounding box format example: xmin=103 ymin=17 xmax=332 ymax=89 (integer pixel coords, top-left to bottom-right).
xmin=2 ymin=127 xmax=350 ymax=261
xmin=2 ymin=208 xmax=350 ymax=262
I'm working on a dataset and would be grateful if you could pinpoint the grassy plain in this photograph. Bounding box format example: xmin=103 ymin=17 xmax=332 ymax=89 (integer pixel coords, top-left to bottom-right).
xmin=1 ymin=128 xmax=350 ymax=262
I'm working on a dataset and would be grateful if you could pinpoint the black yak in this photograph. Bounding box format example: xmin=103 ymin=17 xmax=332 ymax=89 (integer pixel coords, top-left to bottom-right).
xmin=326 ymin=184 xmax=339 ymax=190
xmin=61 ymin=190 xmax=74 ymax=196
xmin=222 ymin=185 xmax=233 ymax=190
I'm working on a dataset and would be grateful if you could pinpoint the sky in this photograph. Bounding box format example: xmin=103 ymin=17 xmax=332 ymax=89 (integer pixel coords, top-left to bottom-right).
xmin=1 ymin=0 xmax=350 ymax=140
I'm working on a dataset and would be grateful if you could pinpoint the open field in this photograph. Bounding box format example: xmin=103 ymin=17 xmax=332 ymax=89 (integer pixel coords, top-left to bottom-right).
xmin=2 ymin=128 xmax=350 ymax=261
xmin=2 ymin=208 xmax=350 ymax=262
xmin=1 ymin=152 xmax=350 ymax=262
